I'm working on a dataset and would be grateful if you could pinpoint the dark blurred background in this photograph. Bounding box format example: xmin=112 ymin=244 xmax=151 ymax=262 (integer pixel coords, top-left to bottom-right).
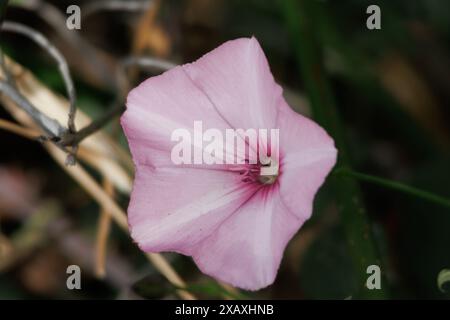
xmin=0 ymin=0 xmax=449 ymax=299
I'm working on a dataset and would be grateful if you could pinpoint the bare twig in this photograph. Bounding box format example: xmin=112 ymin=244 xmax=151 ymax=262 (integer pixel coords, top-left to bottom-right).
xmin=1 ymin=21 xmax=77 ymax=133
xmin=1 ymin=55 xmax=132 ymax=191
xmin=0 ymin=118 xmax=40 ymax=139
xmin=82 ymin=0 xmax=153 ymax=19
xmin=121 ymin=56 xmax=176 ymax=72
xmin=58 ymin=100 xmax=123 ymax=147
xmin=0 ymin=70 xmax=79 ymax=165
xmin=0 ymin=79 xmax=65 ymax=137
xmin=95 ymin=178 xmax=114 ymax=279
xmin=0 ymin=79 xmax=78 ymax=164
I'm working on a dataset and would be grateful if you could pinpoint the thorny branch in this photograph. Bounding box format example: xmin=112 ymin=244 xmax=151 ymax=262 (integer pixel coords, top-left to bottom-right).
xmin=0 ymin=77 xmax=79 ymax=164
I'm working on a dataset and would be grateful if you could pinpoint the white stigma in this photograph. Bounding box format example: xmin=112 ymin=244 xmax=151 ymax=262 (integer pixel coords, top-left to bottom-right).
xmin=259 ymin=158 xmax=279 ymax=185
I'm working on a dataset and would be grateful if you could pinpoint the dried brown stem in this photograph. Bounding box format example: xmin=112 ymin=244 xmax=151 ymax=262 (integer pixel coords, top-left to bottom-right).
xmin=0 ymin=118 xmax=40 ymax=139
xmin=95 ymin=179 xmax=114 ymax=279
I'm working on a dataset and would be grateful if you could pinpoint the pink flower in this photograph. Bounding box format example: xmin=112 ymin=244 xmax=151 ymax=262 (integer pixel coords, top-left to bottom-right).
xmin=120 ymin=37 xmax=337 ymax=290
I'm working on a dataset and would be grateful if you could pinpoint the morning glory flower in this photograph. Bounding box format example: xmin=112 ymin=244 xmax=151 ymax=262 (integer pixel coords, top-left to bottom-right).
xmin=121 ymin=37 xmax=337 ymax=290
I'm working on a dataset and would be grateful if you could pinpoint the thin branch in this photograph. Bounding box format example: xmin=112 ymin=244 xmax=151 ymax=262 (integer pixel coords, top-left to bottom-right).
xmin=95 ymin=178 xmax=114 ymax=279
xmin=1 ymin=55 xmax=133 ymax=190
xmin=0 ymin=79 xmax=78 ymax=164
xmin=1 ymin=21 xmax=77 ymax=133
xmin=121 ymin=56 xmax=176 ymax=71
xmin=59 ymin=100 xmax=123 ymax=146
xmin=0 ymin=118 xmax=40 ymax=139
xmin=82 ymin=0 xmax=153 ymax=19
xmin=0 ymin=79 xmax=65 ymax=137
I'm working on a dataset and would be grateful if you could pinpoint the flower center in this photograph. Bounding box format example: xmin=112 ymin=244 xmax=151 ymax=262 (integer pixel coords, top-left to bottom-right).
xmin=230 ymin=158 xmax=279 ymax=185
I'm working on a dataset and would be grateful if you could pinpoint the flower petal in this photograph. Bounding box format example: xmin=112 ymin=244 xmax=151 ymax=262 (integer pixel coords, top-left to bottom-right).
xmin=277 ymin=100 xmax=337 ymax=221
xmin=121 ymin=64 xmax=233 ymax=168
xmin=128 ymin=165 xmax=259 ymax=255
xmin=183 ymin=37 xmax=282 ymax=130
xmin=192 ymin=185 xmax=304 ymax=291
